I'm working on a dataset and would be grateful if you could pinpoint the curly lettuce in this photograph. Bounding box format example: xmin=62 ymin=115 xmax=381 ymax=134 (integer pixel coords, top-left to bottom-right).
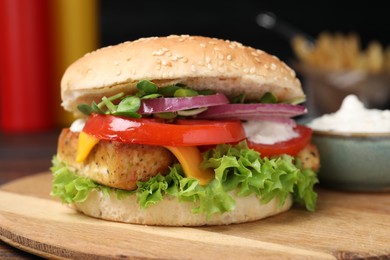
xmin=51 ymin=141 xmax=318 ymax=217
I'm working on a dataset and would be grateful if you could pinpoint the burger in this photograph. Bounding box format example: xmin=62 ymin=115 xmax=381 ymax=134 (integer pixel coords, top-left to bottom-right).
xmin=51 ymin=35 xmax=320 ymax=226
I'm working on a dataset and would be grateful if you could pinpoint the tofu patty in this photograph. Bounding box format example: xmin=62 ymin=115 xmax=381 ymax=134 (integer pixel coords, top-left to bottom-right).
xmin=57 ymin=129 xmax=176 ymax=190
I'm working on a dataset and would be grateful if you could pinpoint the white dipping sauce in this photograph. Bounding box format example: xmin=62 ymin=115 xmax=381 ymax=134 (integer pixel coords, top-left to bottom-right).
xmin=243 ymin=120 xmax=299 ymax=145
xmin=308 ymin=95 xmax=390 ymax=133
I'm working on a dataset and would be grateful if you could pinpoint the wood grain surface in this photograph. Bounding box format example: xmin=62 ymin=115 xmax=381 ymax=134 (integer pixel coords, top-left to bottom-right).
xmin=0 ymin=172 xmax=389 ymax=259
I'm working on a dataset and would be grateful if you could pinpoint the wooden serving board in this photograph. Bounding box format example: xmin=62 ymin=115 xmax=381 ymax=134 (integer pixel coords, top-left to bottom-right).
xmin=0 ymin=173 xmax=389 ymax=259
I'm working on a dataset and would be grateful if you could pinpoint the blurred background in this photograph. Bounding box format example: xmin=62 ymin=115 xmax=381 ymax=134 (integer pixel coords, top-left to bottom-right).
xmin=1 ymin=0 xmax=390 ymax=133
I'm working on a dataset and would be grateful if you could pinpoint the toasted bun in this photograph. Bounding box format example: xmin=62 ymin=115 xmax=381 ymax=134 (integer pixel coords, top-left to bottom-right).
xmin=73 ymin=190 xmax=292 ymax=226
xmin=61 ymin=35 xmax=304 ymax=115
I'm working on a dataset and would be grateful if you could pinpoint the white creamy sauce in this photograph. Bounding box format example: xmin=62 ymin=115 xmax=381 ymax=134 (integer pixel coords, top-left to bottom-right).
xmin=308 ymin=95 xmax=390 ymax=133
xmin=70 ymin=118 xmax=86 ymax=132
xmin=243 ymin=120 xmax=299 ymax=145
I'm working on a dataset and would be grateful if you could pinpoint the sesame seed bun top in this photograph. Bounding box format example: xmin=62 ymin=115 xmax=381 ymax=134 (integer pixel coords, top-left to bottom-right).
xmin=61 ymin=35 xmax=304 ymax=115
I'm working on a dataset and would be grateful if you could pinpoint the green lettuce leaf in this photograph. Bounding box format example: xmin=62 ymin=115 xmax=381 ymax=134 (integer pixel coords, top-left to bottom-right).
xmin=50 ymin=141 xmax=318 ymax=217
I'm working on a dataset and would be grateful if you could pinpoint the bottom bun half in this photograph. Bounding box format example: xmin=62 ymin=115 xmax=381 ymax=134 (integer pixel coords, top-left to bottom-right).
xmin=73 ymin=190 xmax=292 ymax=226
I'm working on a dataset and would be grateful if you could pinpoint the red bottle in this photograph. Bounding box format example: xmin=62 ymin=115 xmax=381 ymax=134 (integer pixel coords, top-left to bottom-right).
xmin=0 ymin=0 xmax=54 ymax=132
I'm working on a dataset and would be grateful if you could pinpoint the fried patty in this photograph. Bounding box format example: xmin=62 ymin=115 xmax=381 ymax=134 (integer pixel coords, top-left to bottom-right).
xmin=57 ymin=129 xmax=176 ymax=190
xmin=297 ymin=143 xmax=320 ymax=172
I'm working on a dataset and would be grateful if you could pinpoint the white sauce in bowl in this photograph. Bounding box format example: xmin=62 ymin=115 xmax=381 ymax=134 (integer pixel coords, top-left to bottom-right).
xmin=308 ymin=95 xmax=390 ymax=133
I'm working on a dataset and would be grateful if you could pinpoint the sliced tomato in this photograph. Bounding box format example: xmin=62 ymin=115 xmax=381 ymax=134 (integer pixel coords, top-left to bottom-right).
xmin=247 ymin=125 xmax=312 ymax=157
xmin=82 ymin=113 xmax=246 ymax=146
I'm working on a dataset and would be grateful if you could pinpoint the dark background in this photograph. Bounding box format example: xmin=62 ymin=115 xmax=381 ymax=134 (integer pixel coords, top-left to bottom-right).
xmin=99 ymin=0 xmax=389 ymax=63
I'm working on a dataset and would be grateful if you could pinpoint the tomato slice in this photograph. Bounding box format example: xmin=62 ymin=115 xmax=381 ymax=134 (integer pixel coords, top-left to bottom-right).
xmin=247 ymin=125 xmax=312 ymax=157
xmin=82 ymin=114 xmax=246 ymax=146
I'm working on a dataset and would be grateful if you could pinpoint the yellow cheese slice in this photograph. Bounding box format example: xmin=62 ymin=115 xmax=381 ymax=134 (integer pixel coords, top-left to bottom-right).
xmin=76 ymin=131 xmax=100 ymax=162
xmin=164 ymin=146 xmax=215 ymax=185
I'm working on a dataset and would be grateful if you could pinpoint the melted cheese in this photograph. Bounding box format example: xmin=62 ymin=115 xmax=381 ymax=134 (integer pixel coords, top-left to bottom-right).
xmin=76 ymin=131 xmax=100 ymax=162
xmin=164 ymin=146 xmax=215 ymax=185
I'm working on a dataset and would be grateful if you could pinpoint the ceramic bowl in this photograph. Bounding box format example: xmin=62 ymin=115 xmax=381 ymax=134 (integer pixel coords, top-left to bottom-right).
xmin=312 ymin=130 xmax=390 ymax=192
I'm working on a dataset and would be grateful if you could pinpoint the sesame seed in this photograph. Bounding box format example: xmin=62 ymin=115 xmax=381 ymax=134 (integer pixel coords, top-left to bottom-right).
xmin=214 ymin=47 xmax=221 ymax=51
xmin=197 ymin=60 xmax=204 ymax=66
xmin=218 ymin=60 xmax=224 ymax=66
xmin=126 ymin=57 xmax=132 ymax=61
xmin=171 ymin=56 xmax=178 ymax=61
xmin=243 ymin=68 xmax=249 ymax=73
xmin=270 ymin=63 xmax=277 ymax=70
xmin=205 ymin=57 xmax=211 ymax=63
xmin=153 ymin=50 xmax=164 ymax=56
xmin=162 ymin=60 xmax=172 ymax=67
xmin=191 ymin=65 xmax=196 ymax=72
xmin=87 ymin=69 xmax=93 ymax=73
xmin=181 ymin=57 xmax=188 ymax=63
xmin=156 ymin=65 xmax=161 ymax=70
xmin=226 ymin=55 xmax=232 ymax=61
xmin=200 ymin=43 xmax=206 ymax=48
xmin=249 ymin=67 xmax=256 ymax=74
xmin=207 ymin=64 xmax=213 ymax=70
xmin=251 ymin=52 xmax=258 ymax=57
xmin=116 ymin=70 xmax=121 ymax=76
xmin=114 ymin=61 xmax=119 ymax=66
xmin=166 ymin=51 xmax=172 ymax=57
xmin=218 ymin=53 xmax=224 ymax=60
xmin=209 ymin=41 xmax=216 ymax=45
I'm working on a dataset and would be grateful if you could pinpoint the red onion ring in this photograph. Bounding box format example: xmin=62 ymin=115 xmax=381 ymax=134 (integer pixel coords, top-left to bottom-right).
xmin=139 ymin=93 xmax=229 ymax=114
xmin=196 ymin=103 xmax=307 ymax=120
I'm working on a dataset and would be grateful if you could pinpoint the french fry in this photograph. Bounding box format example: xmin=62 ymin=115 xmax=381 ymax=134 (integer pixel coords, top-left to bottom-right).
xmin=291 ymin=35 xmax=314 ymax=64
xmin=291 ymin=31 xmax=389 ymax=74
xmin=383 ymin=46 xmax=390 ymax=71
xmin=365 ymin=41 xmax=383 ymax=73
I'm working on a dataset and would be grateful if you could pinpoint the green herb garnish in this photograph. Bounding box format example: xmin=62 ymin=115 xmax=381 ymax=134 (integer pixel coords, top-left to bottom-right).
xmin=259 ymin=92 xmax=278 ymax=103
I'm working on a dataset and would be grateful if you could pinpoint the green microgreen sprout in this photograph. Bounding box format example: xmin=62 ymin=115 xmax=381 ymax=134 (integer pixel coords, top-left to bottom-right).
xmin=157 ymin=85 xmax=181 ymax=97
xmin=174 ymin=88 xmax=198 ymax=97
xmin=231 ymin=93 xmax=246 ymax=104
xmin=137 ymin=80 xmax=158 ymax=96
xmin=153 ymin=112 xmax=177 ymax=119
xmin=102 ymin=96 xmax=118 ymax=113
xmin=259 ymin=92 xmax=278 ymax=103
xmin=77 ymin=104 xmax=94 ymax=115
xmin=113 ymin=96 xmax=141 ymax=118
